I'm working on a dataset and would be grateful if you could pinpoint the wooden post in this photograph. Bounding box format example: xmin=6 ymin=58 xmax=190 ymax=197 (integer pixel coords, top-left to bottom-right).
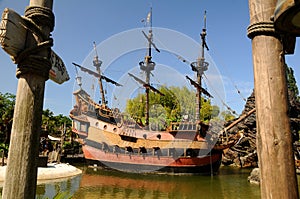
xmin=2 ymin=0 xmax=54 ymax=198
xmin=247 ymin=0 xmax=299 ymax=198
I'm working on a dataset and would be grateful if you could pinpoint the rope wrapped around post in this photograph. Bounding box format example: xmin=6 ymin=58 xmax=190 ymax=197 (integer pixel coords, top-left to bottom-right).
xmin=15 ymin=6 xmax=55 ymax=80
xmin=247 ymin=21 xmax=279 ymax=39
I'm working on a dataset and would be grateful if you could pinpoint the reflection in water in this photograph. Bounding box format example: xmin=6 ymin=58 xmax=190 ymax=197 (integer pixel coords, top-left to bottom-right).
xmin=32 ymin=164 xmax=300 ymax=199
xmin=70 ymin=166 xmax=261 ymax=199
xmin=36 ymin=175 xmax=81 ymax=198
xmin=32 ymin=165 xmax=300 ymax=198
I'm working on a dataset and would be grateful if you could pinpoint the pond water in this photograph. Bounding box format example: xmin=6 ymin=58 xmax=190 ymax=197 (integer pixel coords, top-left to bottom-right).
xmin=35 ymin=165 xmax=264 ymax=199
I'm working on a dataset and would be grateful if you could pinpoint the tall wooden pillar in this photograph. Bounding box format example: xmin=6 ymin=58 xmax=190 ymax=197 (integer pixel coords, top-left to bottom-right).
xmin=2 ymin=0 xmax=54 ymax=198
xmin=247 ymin=0 xmax=298 ymax=198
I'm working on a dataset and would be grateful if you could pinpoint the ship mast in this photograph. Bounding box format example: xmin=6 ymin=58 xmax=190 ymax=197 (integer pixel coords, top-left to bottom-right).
xmin=92 ymin=42 xmax=106 ymax=106
xmin=139 ymin=7 xmax=159 ymax=127
xmin=190 ymin=11 xmax=209 ymax=122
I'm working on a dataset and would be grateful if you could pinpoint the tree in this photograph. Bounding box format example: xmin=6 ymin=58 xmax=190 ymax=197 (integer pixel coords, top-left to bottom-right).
xmin=0 ymin=92 xmax=73 ymax=162
xmin=0 ymin=92 xmax=15 ymax=164
xmin=286 ymin=65 xmax=299 ymax=101
xmin=0 ymin=93 xmax=15 ymax=146
xmin=42 ymin=109 xmax=55 ymax=134
xmin=42 ymin=109 xmax=72 ymax=137
xmin=220 ymin=110 xmax=236 ymax=121
xmin=52 ymin=113 xmax=72 ymax=138
xmin=125 ymin=86 xmax=219 ymax=126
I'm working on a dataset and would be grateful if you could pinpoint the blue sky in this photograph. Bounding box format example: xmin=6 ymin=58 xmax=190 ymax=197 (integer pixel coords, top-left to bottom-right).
xmin=0 ymin=0 xmax=299 ymax=117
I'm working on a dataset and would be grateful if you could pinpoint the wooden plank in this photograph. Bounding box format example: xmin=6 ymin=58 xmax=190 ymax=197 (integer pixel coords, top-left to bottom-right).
xmin=0 ymin=8 xmax=27 ymax=59
xmin=221 ymin=108 xmax=256 ymax=134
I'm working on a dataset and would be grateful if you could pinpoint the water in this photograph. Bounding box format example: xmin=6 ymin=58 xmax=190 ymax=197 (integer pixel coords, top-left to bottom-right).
xmin=36 ymin=165 xmax=263 ymax=199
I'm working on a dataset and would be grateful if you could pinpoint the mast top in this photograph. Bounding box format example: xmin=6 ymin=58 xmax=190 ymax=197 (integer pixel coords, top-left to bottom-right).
xmin=93 ymin=42 xmax=102 ymax=70
xmin=139 ymin=7 xmax=160 ymax=79
xmin=148 ymin=7 xmax=152 ymax=29
xmin=203 ymin=10 xmax=207 ymax=31
xmin=190 ymin=11 xmax=209 ymax=74
xmin=201 ymin=11 xmax=209 ymax=52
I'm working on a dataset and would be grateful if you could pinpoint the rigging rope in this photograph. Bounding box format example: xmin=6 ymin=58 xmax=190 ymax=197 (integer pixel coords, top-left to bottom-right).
xmin=202 ymin=73 xmax=237 ymax=115
xmin=205 ymin=39 xmax=247 ymax=102
xmin=148 ymin=35 xmax=238 ymax=116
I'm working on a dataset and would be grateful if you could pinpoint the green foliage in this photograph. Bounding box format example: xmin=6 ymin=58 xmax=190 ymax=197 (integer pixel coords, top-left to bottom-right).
xmin=286 ymin=65 xmax=300 ymax=101
xmin=63 ymin=141 xmax=73 ymax=149
xmin=63 ymin=140 xmax=82 ymax=154
xmin=125 ymin=93 xmax=146 ymax=121
xmin=36 ymin=191 xmax=72 ymax=199
xmin=0 ymin=93 xmax=15 ymax=122
xmin=220 ymin=110 xmax=236 ymax=121
xmin=0 ymin=92 xmax=72 ymax=147
xmin=42 ymin=109 xmax=72 ymax=137
xmin=125 ymin=86 xmax=220 ymax=125
xmin=211 ymin=105 xmax=221 ymax=118
xmin=0 ymin=92 xmax=77 ymax=161
xmin=63 ymin=141 xmax=80 ymax=149
xmin=52 ymin=191 xmax=72 ymax=199
xmin=0 ymin=92 xmax=15 ymax=145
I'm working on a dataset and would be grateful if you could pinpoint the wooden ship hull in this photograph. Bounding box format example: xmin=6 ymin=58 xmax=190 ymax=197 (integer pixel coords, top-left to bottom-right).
xmin=82 ymin=146 xmax=222 ymax=174
xmin=71 ymin=119 xmax=223 ymax=174
xmin=70 ymin=89 xmax=237 ymax=175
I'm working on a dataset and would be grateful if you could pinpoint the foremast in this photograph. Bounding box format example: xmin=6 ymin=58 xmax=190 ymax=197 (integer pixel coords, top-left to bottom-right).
xmin=92 ymin=42 xmax=106 ymax=106
xmin=72 ymin=43 xmax=122 ymax=110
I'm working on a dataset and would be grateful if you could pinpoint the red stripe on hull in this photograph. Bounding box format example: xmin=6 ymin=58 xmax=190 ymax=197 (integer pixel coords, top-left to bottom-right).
xmin=82 ymin=145 xmax=222 ymax=174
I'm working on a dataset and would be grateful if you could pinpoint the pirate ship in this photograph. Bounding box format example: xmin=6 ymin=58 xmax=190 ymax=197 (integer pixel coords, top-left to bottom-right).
xmin=70 ymin=10 xmax=240 ymax=174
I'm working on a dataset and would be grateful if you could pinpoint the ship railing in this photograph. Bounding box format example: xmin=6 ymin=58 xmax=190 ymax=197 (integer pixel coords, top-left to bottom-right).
xmin=169 ymin=122 xmax=198 ymax=132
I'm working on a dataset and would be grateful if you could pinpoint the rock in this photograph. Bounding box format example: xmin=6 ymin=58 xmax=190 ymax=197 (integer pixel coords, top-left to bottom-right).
xmin=222 ymin=89 xmax=300 ymax=168
xmin=223 ymin=91 xmax=257 ymax=167
xmin=248 ymin=168 xmax=260 ymax=185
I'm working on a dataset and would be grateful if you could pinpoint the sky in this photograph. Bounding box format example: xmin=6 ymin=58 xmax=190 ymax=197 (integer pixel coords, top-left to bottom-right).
xmin=0 ymin=0 xmax=300 ymax=117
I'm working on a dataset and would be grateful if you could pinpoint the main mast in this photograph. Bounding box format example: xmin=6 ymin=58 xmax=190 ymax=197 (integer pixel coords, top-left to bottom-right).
xmin=190 ymin=11 xmax=209 ymax=121
xmin=93 ymin=42 xmax=106 ymax=106
xmin=139 ymin=7 xmax=156 ymax=127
